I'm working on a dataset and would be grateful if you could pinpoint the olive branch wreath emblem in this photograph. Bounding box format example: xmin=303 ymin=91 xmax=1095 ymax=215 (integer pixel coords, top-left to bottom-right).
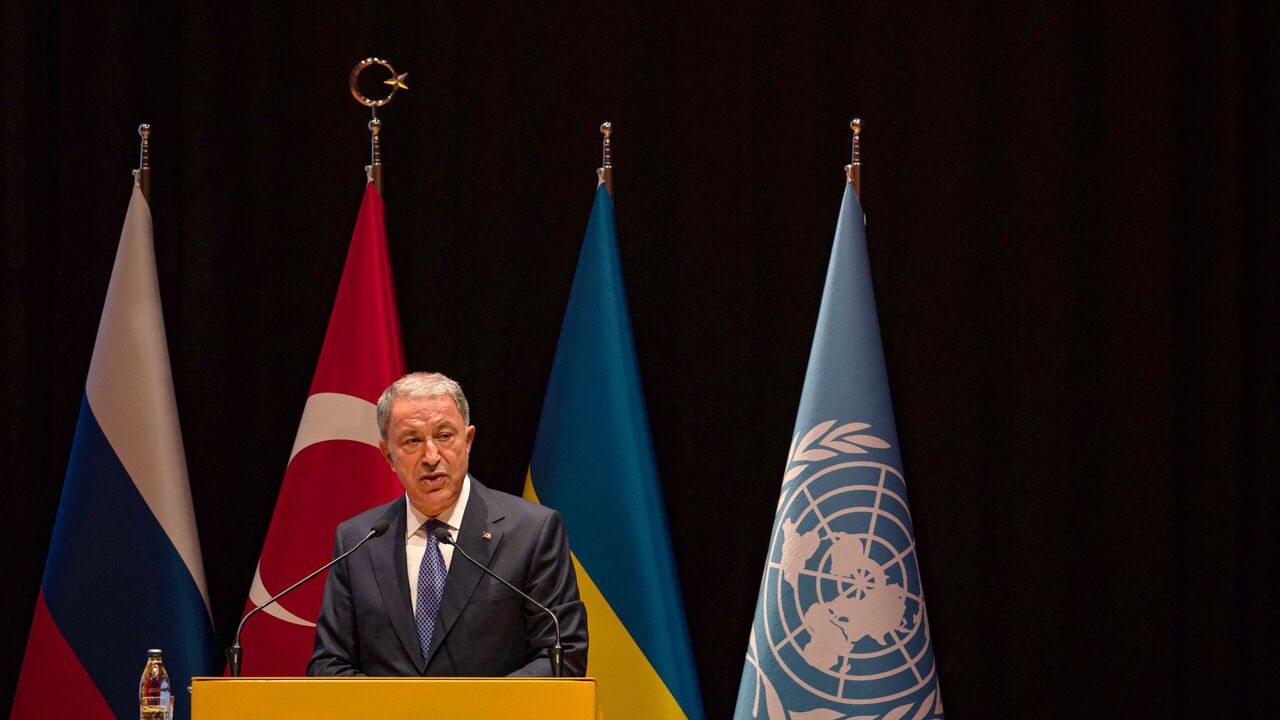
xmin=783 ymin=420 xmax=891 ymax=485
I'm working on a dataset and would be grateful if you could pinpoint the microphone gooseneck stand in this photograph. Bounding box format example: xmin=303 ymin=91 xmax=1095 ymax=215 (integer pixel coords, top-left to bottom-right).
xmin=227 ymin=519 xmax=389 ymax=677
xmin=433 ymin=527 xmax=566 ymax=677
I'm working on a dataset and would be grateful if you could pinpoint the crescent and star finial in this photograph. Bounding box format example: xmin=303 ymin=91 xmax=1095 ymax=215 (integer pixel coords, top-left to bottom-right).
xmin=349 ymin=58 xmax=408 ymax=192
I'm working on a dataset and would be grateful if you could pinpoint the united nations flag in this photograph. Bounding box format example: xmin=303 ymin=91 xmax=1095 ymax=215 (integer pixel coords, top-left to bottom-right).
xmin=733 ymin=183 xmax=945 ymax=720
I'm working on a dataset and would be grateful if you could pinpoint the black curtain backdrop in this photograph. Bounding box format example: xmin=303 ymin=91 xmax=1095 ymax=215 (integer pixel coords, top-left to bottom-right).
xmin=3 ymin=2 xmax=1277 ymax=717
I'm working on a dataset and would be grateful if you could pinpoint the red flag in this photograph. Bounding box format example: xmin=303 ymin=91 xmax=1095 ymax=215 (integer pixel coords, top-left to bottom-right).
xmin=237 ymin=182 xmax=405 ymax=675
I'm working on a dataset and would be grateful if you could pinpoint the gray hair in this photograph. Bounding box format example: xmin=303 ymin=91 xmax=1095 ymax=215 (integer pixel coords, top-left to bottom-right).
xmin=376 ymin=371 xmax=472 ymax=440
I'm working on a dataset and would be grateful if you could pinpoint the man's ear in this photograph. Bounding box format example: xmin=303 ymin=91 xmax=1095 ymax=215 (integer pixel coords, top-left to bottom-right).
xmin=378 ymin=439 xmax=393 ymax=466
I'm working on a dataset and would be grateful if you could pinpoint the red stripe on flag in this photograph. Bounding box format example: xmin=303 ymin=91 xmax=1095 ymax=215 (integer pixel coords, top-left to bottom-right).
xmin=12 ymin=590 xmax=115 ymax=719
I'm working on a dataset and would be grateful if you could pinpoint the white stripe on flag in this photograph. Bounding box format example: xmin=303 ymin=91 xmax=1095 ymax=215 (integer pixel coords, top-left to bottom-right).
xmin=84 ymin=183 xmax=209 ymax=615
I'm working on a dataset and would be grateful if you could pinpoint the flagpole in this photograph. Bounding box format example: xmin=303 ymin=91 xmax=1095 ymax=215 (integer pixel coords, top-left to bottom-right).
xmin=135 ymin=123 xmax=151 ymax=203
xmin=368 ymin=111 xmax=383 ymax=192
xmin=349 ymin=57 xmax=408 ymax=193
xmin=597 ymin=121 xmax=613 ymax=195
xmin=845 ymin=117 xmax=862 ymax=198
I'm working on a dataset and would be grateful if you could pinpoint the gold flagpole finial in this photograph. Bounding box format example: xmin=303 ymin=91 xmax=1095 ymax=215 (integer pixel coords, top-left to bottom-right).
xmin=845 ymin=118 xmax=862 ymax=197
xmin=135 ymin=123 xmax=152 ymax=203
xmin=597 ymin=122 xmax=613 ymax=195
xmin=349 ymin=57 xmax=407 ymax=193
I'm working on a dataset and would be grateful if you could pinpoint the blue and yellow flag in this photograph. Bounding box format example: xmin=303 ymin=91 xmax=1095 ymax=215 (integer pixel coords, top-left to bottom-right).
xmin=524 ymin=183 xmax=705 ymax=719
xmin=733 ymin=185 xmax=945 ymax=720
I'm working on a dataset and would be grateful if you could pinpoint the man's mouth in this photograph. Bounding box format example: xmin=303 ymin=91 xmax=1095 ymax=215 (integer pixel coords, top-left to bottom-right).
xmin=418 ymin=472 xmax=447 ymax=485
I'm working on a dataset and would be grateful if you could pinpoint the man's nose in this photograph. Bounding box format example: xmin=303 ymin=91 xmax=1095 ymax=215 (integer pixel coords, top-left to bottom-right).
xmin=420 ymin=441 xmax=441 ymax=465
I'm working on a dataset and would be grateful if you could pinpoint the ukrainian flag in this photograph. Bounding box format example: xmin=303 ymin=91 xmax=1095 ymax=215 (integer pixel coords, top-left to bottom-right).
xmin=524 ymin=182 xmax=704 ymax=719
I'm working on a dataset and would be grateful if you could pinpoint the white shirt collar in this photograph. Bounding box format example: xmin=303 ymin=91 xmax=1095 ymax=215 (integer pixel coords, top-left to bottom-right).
xmin=404 ymin=473 xmax=472 ymax=540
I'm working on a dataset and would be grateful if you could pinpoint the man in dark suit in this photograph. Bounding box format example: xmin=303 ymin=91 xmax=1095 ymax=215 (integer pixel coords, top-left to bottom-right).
xmin=308 ymin=372 xmax=587 ymax=676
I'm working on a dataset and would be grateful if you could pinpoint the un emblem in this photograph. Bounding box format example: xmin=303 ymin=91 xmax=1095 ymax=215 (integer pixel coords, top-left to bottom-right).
xmin=745 ymin=421 xmax=943 ymax=720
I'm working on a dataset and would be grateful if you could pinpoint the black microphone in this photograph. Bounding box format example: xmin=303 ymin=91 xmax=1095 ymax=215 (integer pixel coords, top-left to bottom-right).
xmin=226 ymin=519 xmax=390 ymax=677
xmin=432 ymin=526 xmax=567 ymax=678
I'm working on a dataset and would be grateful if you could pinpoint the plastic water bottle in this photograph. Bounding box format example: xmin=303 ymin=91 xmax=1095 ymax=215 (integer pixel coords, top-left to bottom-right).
xmin=138 ymin=648 xmax=173 ymax=720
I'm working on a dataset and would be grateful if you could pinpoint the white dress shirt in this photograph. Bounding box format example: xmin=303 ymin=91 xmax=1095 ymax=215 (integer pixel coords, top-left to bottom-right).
xmin=405 ymin=474 xmax=471 ymax=615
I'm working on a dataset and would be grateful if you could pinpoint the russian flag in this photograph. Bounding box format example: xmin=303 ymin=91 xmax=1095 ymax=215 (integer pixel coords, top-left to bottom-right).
xmin=11 ymin=181 xmax=217 ymax=720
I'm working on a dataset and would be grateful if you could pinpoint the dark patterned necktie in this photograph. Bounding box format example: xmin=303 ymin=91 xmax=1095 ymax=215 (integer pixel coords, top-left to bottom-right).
xmin=416 ymin=518 xmax=448 ymax=663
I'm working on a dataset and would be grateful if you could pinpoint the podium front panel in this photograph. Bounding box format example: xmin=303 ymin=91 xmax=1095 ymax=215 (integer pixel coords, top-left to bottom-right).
xmin=190 ymin=677 xmax=598 ymax=720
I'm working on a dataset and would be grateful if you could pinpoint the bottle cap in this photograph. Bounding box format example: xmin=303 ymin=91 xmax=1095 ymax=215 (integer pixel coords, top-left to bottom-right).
xmin=148 ymin=649 xmax=163 ymax=657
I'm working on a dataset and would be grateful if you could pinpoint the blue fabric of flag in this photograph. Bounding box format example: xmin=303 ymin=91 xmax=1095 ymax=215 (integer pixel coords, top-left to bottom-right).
xmin=44 ymin=399 xmax=216 ymax=720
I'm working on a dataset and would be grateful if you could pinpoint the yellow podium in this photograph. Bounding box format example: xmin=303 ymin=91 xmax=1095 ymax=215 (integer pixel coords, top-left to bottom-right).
xmin=190 ymin=677 xmax=599 ymax=719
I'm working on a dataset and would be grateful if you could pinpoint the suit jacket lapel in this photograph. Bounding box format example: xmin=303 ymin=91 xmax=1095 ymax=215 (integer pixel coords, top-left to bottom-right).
xmin=369 ymin=496 xmax=425 ymax=674
xmin=425 ymin=479 xmax=506 ymax=666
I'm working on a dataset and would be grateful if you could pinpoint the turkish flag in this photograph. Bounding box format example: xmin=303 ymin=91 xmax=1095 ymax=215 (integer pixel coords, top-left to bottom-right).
xmin=236 ymin=182 xmax=405 ymax=675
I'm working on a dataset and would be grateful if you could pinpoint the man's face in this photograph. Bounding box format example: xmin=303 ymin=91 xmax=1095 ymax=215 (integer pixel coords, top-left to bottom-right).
xmin=379 ymin=394 xmax=475 ymax=517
